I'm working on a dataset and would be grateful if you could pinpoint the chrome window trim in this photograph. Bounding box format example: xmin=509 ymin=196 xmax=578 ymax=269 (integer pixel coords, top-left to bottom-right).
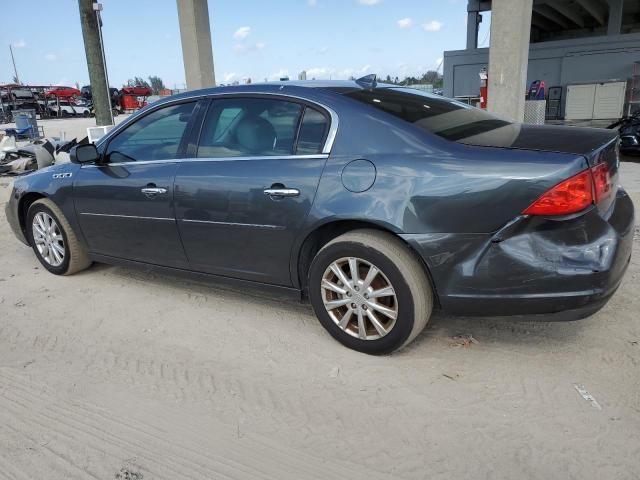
xmin=96 ymin=91 xmax=339 ymax=155
xmin=180 ymin=219 xmax=285 ymax=230
xmin=80 ymin=153 xmax=329 ymax=168
xmin=80 ymin=212 xmax=174 ymax=221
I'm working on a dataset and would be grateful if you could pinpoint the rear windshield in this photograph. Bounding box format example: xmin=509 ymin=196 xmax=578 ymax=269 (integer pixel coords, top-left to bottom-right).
xmin=340 ymin=87 xmax=511 ymax=142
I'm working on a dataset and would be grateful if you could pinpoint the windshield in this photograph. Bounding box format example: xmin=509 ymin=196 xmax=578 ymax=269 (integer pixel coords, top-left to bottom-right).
xmin=341 ymin=87 xmax=512 ymax=142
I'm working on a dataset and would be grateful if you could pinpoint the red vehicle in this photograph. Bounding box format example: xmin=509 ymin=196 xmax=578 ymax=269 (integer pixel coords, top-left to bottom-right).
xmin=120 ymin=85 xmax=152 ymax=96
xmin=45 ymin=86 xmax=81 ymax=99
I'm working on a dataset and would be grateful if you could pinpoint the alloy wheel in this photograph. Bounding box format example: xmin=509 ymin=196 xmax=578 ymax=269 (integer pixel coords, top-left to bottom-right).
xmin=32 ymin=212 xmax=65 ymax=267
xmin=321 ymin=257 xmax=398 ymax=340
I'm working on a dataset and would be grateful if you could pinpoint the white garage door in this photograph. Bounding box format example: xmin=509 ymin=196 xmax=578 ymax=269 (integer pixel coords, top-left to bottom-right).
xmin=593 ymin=82 xmax=626 ymax=120
xmin=565 ymin=84 xmax=596 ymax=120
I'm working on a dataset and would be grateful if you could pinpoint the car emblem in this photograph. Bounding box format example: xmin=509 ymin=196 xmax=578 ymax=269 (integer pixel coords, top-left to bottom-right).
xmin=52 ymin=172 xmax=73 ymax=179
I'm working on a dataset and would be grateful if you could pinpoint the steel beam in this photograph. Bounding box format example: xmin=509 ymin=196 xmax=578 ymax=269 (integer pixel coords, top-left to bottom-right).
xmin=544 ymin=1 xmax=586 ymax=27
xmin=533 ymin=4 xmax=572 ymax=28
xmin=575 ymin=0 xmax=607 ymax=25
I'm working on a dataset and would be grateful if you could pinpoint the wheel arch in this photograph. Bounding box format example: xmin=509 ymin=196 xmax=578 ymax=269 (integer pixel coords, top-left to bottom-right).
xmin=18 ymin=192 xmax=47 ymax=245
xmin=293 ymin=219 xmax=440 ymax=308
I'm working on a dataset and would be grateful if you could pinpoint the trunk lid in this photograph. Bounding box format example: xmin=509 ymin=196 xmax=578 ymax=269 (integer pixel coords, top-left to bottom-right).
xmin=461 ymin=123 xmax=620 ymax=216
xmin=458 ymin=123 xmax=618 ymax=161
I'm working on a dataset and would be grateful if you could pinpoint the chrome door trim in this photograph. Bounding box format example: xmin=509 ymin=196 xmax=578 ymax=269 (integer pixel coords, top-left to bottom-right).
xmin=263 ymin=188 xmax=300 ymax=198
xmin=80 ymin=212 xmax=175 ymax=222
xmin=141 ymin=187 xmax=168 ymax=195
xmin=81 ymin=153 xmax=329 ymax=168
xmin=180 ymin=219 xmax=285 ymax=230
xmin=96 ymin=91 xmax=339 ymax=155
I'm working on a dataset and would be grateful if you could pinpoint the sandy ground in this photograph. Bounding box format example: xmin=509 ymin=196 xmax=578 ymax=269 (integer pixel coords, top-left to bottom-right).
xmin=0 ymin=147 xmax=639 ymax=478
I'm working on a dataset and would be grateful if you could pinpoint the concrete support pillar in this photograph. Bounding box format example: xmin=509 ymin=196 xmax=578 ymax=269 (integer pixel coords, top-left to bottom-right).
xmin=487 ymin=0 xmax=533 ymax=122
xmin=467 ymin=11 xmax=480 ymax=49
xmin=176 ymin=0 xmax=215 ymax=90
xmin=607 ymin=0 xmax=624 ymax=36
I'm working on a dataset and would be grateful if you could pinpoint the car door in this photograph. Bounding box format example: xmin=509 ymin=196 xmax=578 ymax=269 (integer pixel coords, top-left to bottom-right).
xmin=175 ymin=95 xmax=333 ymax=286
xmin=73 ymin=100 xmax=197 ymax=268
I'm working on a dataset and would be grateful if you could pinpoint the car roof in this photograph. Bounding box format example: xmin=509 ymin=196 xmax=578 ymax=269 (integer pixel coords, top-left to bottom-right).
xmin=161 ymin=80 xmax=398 ymax=104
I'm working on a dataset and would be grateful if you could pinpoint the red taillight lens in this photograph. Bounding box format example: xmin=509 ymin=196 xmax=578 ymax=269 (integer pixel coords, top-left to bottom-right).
xmin=591 ymin=162 xmax=613 ymax=203
xmin=523 ymin=169 xmax=593 ymax=216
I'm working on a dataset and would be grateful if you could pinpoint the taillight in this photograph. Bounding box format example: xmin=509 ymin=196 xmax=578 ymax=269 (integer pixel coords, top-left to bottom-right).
xmin=523 ymin=169 xmax=593 ymax=216
xmin=591 ymin=162 xmax=613 ymax=203
xmin=523 ymin=163 xmax=614 ymax=216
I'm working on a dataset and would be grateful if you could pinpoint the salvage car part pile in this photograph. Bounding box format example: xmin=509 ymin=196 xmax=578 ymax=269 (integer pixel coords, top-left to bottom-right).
xmin=0 ymin=134 xmax=83 ymax=175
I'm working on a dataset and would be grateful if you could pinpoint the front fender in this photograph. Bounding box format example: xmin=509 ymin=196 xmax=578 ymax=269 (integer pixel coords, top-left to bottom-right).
xmin=9 ymin=163 xmax=82 ymax=244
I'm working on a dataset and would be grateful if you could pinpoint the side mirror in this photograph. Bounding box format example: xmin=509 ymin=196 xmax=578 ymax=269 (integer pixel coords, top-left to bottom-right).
xmin=70 ymin=144 xmax=99 ymax=164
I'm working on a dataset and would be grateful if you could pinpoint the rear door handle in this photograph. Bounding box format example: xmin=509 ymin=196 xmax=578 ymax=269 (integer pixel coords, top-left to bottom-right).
xmin=141 ymin=187 xmax=167 ymax=197
xmin=263 ymin=188 xmax=300 ymax=198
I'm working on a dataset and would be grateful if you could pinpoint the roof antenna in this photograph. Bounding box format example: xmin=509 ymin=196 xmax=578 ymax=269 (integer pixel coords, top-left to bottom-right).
xmin=355 ymin=74 xmax=377 ymax=90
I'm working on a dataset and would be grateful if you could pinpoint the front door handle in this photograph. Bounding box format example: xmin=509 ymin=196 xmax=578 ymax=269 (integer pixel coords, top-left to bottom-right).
xmin=141 ymin=187 xmax=167 ymax=197
xmin=263 ymin=187 xmax=300 ymax=198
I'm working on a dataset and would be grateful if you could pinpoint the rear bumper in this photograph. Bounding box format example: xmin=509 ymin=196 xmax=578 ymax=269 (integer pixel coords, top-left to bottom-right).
xmin=402 ymin=188 xmax=634 ymax=318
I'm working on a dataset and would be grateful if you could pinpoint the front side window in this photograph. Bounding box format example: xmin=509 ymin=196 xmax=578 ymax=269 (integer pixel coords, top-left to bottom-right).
xmin=341 ymin=87 xmax=511 ymax=142
xmin=197 ymin=98 xmax=310 ymax=158
xmin=104 ymin=102 xmax=195 ymax=163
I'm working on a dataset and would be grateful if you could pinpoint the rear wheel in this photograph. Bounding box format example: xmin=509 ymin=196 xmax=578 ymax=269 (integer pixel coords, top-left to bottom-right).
xmin=27 ymin=199 xmax=92 ymax=275
xmin=308 ymin=229 xmax=432 ymax=354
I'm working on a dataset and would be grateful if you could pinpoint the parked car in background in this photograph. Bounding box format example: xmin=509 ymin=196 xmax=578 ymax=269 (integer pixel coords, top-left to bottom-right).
xmin=47 ymin=100 xmax=90 ymax=117
xmin=5 ymin=78 xmax=634 ymax=355
xmin=45 ymin=86 xmax=81 ymax=99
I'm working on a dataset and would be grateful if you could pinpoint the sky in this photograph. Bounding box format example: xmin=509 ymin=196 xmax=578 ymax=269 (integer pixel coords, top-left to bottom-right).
xmin=1 ymin=0 xmax=491 ymax=89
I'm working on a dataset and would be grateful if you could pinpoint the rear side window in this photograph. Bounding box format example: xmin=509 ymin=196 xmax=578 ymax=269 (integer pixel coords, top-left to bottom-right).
xmin=296 ymin=107 xmax=328 ymax=154
xmin=343 ymin=88 xmax=511 ymax=142
xmin=198 ymin=98 xmax=303 ymax=157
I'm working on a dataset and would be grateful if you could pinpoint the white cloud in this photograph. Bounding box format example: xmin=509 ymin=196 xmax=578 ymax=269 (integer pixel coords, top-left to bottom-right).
xmin=12 ymin=39 xmax=26 ymax=48
xmin=233 ymin=26 xmax=251 ymax=40
xmin=422 ymin=20 xmax=443 ymax=32
xmin=223 ymin=72 xmax=237 ymax=83
xmin=45 ymin=53 xmax=58 ymax=61
xmin=234 ymin=41 xmax=266 ymax=54
xmin=304 ymin=64 xmax=373 ymax=80
xmin=308 ymin=0 xmax=317 ymax=6
xmin=306 ymin=67 xmax=331 ymax=78
xmin=358 ymin=0 xmax=380 ymax=5
xmin=397 ymin=18 xmax=413 ymax=29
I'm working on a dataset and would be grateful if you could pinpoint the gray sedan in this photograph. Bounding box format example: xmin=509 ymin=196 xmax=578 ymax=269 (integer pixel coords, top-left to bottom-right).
xmin=5 ymin=77 xmax=634 ymax=354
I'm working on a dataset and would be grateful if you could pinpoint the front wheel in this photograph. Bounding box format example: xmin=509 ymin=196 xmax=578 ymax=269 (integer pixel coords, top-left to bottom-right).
xmin=27 ymin=199 xmax=92 ymax=275
xmin=308 ymin=229 xmax=433 ymax=355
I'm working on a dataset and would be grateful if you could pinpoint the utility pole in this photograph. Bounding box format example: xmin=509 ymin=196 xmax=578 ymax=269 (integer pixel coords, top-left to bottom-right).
xmin=78 ymin=0 xmax=113 ymax=126
xmin=9 ymin=45 xmax=20 ymax=84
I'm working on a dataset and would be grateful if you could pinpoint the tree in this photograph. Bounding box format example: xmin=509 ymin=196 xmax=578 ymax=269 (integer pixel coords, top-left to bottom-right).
xmin=148 ymin=75 xmax=166 ymax=94
xmin=127 ymin=76 xmax=151 ymax=88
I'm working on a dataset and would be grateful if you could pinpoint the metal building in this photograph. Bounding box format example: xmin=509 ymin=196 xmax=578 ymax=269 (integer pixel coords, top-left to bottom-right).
xmin=444 ymin=0 xmax=640 ymax=120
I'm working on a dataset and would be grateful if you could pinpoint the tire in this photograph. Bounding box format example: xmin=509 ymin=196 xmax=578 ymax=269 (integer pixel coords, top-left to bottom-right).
xmin=26 ymin=199 xmax=92 ymax=276
xmin=308 ymin=229 xmax=433 ymax=355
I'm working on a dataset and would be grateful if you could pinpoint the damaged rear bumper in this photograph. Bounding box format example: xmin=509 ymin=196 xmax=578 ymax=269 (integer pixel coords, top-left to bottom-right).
xmin=402 ymin=188 xmax=634 ymax=319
